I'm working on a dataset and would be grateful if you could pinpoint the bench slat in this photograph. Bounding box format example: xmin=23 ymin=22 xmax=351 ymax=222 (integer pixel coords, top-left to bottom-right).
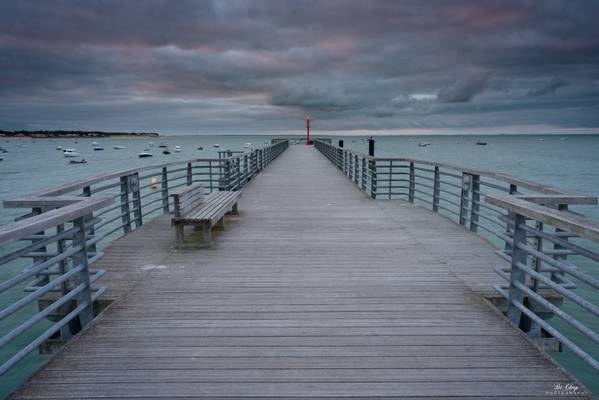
xmin=173 ymin=191 xmax=240 ymax=224
xmin=171 ymin=183 xmax=205 ymax=217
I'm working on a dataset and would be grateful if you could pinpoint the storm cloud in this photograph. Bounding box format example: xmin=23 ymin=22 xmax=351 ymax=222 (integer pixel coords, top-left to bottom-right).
xmin=1 ymin=0 xmax=598 ymax=134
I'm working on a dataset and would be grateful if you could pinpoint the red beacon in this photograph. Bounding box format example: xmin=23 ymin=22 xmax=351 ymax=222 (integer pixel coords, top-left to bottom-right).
xmin=305 ymin=116 xmax=312 ymax=145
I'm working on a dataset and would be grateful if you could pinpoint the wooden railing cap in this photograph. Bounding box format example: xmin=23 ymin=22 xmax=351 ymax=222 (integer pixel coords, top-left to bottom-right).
xmin=0 ymin=197 xmax=114 ymax=244
xmin=486 ymin=194 xmax=599 ymax=242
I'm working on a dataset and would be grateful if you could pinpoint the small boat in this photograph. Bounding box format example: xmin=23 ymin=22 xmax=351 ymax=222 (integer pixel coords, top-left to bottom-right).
xmin=418 ymin=142 xmax=431 ymax=147
xmin=148 ymin=142 xmax=155 ymax=147
xmin=113 ymin=145 xmax=126 ymax=149
xmin=158 ymin=143 xmax=167 ymax=148
xmin=92 ymin=141 xmax=99 ymax=146
xmin=174 ymin=146 xmax=182 ymax=152
xmin=560 ymin=137 xmax=567 ymax=141
xmin=63 ymin=149 xmax=80 ymax=157
xmin=197 ymin=146 xmax=204 ymax=151
xmin=93 ymin=146 xmax=104 ymax=151
xmin=163 ymin=149 xmax=171 ymax=155
xmin=138 ymin=151 xmax=153 ymax=158
xmin=476 ymin=140 xmax=487 ymax=146
xmin=213 ymin=144 xmax=220 ymax=148
xmin=69 ymin=159 xmax=87 ymax=164
xmin=0 ymin=157 xmax=3 ymax=161
xmin=56 ymin=146 xmax=62 ymax=150
xmin=244 ymin=142 xmax=252 ymax=148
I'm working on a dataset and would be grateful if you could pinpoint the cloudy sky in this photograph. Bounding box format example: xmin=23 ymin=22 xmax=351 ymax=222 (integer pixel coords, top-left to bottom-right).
xmin=1 ymin=0 xmax=599 ymax=135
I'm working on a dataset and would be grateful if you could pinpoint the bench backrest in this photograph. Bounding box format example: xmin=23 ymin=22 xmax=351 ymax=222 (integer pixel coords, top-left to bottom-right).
xmin=171 ymin=182 xmax=205 ymax=217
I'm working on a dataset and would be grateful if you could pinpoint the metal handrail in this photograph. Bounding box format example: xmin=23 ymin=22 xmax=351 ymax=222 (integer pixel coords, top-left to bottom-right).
xmin=0 ymin=140 xmax=289 ymax=378
xmin=486 ymin=194 xmax=599 ymax=371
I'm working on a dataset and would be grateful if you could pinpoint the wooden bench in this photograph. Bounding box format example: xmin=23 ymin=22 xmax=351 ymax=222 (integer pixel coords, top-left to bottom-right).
xmin=170 ymin=183 xmax=241 ymax=248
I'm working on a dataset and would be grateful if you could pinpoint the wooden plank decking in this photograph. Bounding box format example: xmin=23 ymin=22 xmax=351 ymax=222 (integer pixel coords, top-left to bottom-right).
xmin=11 ymin=145 xmax=589 ymax=399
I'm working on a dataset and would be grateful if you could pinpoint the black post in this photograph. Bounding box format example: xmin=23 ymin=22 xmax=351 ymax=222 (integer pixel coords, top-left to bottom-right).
xmin=368 ymin=137 xmax=375 ymax=157
xmin=338 ymin=140 xmax=344 ymax=148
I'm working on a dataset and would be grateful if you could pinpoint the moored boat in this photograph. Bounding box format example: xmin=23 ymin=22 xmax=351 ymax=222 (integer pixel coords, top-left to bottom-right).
xmin=63 ymin=149 xmax=79 ymax=157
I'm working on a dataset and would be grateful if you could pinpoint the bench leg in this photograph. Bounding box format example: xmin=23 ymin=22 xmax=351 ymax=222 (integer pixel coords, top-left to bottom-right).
xmin=175 ymin=223 xmax=185 ymax=246
xmin=230 ymin=203 xmax=239 ymax=216
xmin=215 ymin=216 xmax=227 ymax=231
xmin=199 ymin=223 xmax=214 ymax=247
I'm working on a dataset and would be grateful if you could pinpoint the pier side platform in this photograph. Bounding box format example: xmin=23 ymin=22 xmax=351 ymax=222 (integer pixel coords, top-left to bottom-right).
xmin=11 ymin=145 xmax=589 ymax=399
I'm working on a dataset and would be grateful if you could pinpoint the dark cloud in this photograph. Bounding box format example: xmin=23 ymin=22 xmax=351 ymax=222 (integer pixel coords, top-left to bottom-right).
xmin=437 ymin=72 xmax=490 ymax=103
xmin=527 ymin=77 xmax=569 ymax=97
xmin=0 ymin=0 xmax=598 ymax=133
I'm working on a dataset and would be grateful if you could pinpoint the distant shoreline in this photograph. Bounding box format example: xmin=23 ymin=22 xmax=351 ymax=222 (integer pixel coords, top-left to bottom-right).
xmin=0 ymin=130 xmax=159 ymax=139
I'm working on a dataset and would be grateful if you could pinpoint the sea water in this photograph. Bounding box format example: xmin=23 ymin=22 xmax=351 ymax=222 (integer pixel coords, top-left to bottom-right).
xmin=0 ymin=134 xmax=598 ymax=396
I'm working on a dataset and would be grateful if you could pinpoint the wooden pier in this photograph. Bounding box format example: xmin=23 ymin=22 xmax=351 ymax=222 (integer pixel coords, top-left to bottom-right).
xmin=8 ymin=145 xmax=591 ymax=399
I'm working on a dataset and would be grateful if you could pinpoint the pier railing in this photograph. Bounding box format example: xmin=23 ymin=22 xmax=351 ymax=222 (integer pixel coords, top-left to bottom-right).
xmin=487 ymin=194 xmax=599 ymax=371
xmin=315 ymin=139 xmax=599 ymax=371
xmin=0 ymin=140 xmax=288 ymax=376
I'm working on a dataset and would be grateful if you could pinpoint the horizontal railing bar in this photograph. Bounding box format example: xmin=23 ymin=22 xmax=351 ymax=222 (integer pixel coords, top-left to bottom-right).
xmin=495 ymin=286 xmax=599 ymax=371
xmin=414 ymin=181 xmax=434 ymax=191
xmin=439 ymin=180 xmax=462 ymax=190
xmin=438 ymin=188 xmax=461 ymax=198
xmin=0 ymin=299 xmax=90 ymax=376
xmin=89 ymin=181 xmax=121 ymax=194
xmin=0 ymin=245 xmax=82 ymax=293
xmin=514 ymin=281 xmax=599 ymax=344
xmin=141 ymin=204 xmax=167 ymax=219
xmin=520 ymin=225 xmax=599 ymax=263
xmin=0 ymin=265 xmax=84 ymax=321
xmin=439 ymin=197 xmax=461 ymax=209
xmin=515 ymin=240 xmax=599 ymax=290
xmin=514 ymin=260 xmax=599 ymax=317
xmin=0 ymin=282 xmax=87 ymax=349
xmin=0 ymin=227 xmax=76 ymax=266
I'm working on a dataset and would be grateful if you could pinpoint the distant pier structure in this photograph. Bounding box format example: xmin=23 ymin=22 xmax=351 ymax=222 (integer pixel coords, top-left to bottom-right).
xmin=1 ymin=139 xmax=598 ymax=398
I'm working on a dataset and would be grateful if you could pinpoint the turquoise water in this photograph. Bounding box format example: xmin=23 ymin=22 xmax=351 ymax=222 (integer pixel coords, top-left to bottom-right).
xmin=0 ymin=134 xmax=598 ymax=396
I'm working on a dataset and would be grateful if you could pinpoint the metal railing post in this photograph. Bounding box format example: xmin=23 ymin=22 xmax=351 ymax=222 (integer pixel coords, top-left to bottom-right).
xmin=504 ymin=184 xmax=518 ymax=250
xmin=506 ymin=213 xmax=527 ymax=326
xmin=361 ymin=157 xmax=367 ymax=191
xmin=224 ymin=160 xmax=232 ymax=190
xmin=30 ymin=207 xmax=49 ymax=286
xmin=459 ymin=173 xmax=471 ymax=226
xmin=186 ymin=162 xmax=193 ymax=186
xmin=236 ymin=158 xmax=241 ymax=190
xmin=408 ymin=162 xmax=415 ymax=202
xmin=369 ymin=158 xmax=377 ymax=199
xmin=161 ymin=166 xmax=169 ymax=213
xmin=469 ymin=174 xmax=480 ymax=232
xmin=432 ymin=166 xmax=440 ymax=212
xmin=130 ymin=173 xmax=143 ymax=227
xmin=551 ymin=204 xmax=568 ymax=283
xmin=119 ymin=176 xmax=131 ymax=234
xmin=82 ymin=185 xmax=97 ymax=257
xmin=354 ymin=154 xmax=359 ymax=184
xmin=71 ymin=216 xmax=93 ymax=328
